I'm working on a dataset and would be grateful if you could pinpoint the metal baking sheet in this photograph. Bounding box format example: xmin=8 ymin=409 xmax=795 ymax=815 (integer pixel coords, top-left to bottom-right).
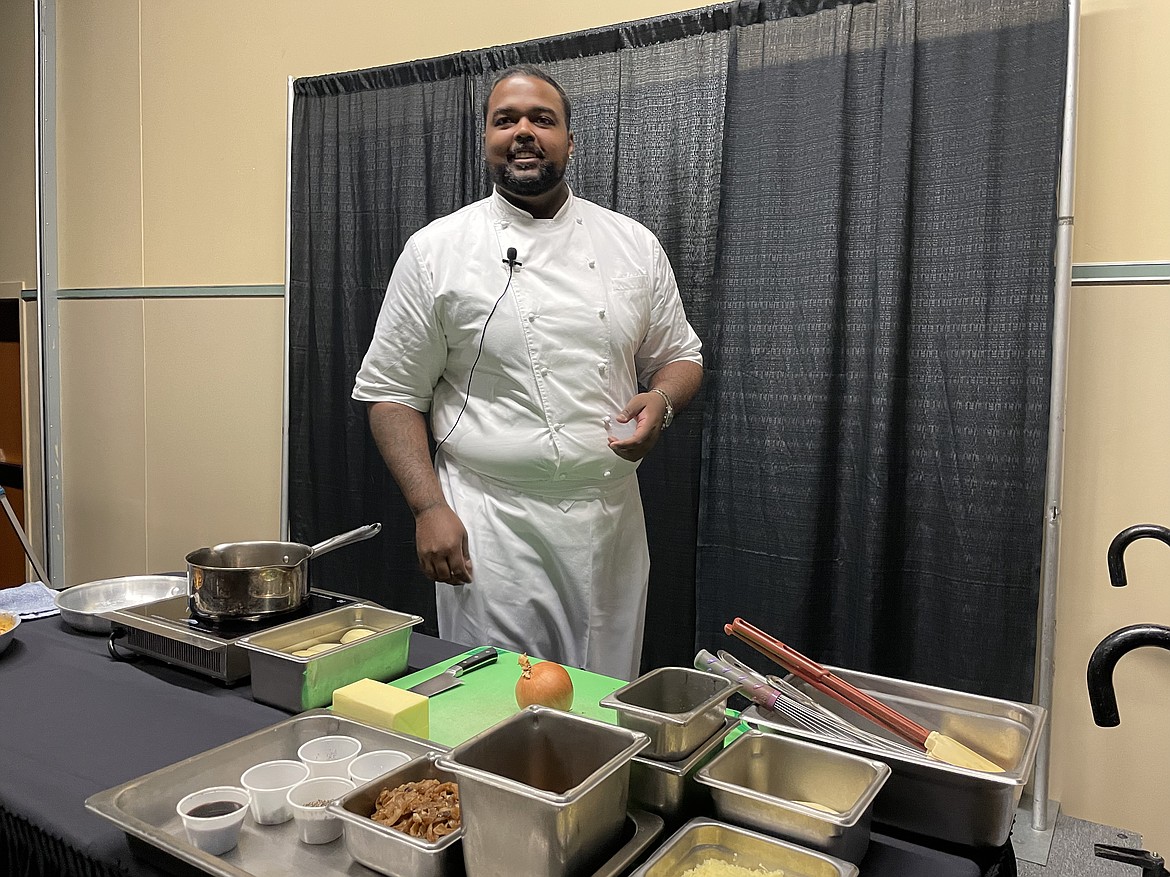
xmin=87 ymin=710 xmax=664 ymax=877
xmin=85 ymin=710 xmax=441 ymax=877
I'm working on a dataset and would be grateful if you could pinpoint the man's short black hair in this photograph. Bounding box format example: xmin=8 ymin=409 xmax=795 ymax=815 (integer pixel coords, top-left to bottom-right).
xmin=483 ymin=65 xmax=572 ymax=131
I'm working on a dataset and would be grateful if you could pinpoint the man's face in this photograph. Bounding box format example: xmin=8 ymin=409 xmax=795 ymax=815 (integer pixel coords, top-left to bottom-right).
xmin=484 ymin=75 xmax=574 ymax=199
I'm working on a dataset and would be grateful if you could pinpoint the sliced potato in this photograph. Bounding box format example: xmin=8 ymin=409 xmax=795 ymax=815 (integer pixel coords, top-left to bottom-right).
xmin=340 ymin=627 xmax=376 ymax=644
xmin=305 ymin=641 xmax=341 ymax=654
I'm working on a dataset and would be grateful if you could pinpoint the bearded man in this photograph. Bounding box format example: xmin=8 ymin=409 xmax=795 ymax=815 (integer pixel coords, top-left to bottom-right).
xmin=353 ymin=66 xmax=703 ymax=680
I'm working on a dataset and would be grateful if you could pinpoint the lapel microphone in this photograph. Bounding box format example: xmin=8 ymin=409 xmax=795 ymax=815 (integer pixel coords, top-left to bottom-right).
xmin=434 ymin=245 xmax=522 ymax=454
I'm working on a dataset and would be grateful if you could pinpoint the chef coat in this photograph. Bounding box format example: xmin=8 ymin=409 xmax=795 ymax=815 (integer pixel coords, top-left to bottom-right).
xmin=354 ymin=187 xmax=702 ymax=678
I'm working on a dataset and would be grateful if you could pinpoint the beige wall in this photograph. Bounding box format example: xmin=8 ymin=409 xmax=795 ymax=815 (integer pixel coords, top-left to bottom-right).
xmin=1049 ymin=0 xmax=1170 ymax=850
xmin=49 ymin=0 xmax=692 ymax=579
xmin=0 ymin=0 xmax=36 ymax=288
xmin=1 ymin=0 xmax=1168 ymax=850
xmin=0 ymin=0 xmax=36 ymax=585
xmin=58 ymin=0 xmax=692 ymax=288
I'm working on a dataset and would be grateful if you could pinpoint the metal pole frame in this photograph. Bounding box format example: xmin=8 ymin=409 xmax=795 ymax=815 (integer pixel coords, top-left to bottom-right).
xmin=280 ymin=77 xmax=294 ymax=541
xmin=34 ymin=0 xmax=63 ymax=588
xmin=1030 ymin=0 xmax=1081 ymax=834
xmin=267 ymin=0 xmax=1081 ymax=834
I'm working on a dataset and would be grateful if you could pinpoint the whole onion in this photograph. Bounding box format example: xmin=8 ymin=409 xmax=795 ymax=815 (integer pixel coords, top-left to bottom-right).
xmin=515 ymin=653 xmax=574 ymax=711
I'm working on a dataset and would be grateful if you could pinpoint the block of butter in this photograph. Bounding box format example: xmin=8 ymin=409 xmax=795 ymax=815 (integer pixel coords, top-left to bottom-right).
xmin=332 ymin=678 xmax=429 ymax=739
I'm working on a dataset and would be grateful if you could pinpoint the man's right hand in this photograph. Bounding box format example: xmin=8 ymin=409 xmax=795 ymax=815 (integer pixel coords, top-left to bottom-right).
xmin=415 ymin=504 xmax=473 ymax=585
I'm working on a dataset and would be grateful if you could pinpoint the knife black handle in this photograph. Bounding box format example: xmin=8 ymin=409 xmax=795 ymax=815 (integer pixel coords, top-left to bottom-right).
xmin=449 ymin=647 xmax=498 ymax=678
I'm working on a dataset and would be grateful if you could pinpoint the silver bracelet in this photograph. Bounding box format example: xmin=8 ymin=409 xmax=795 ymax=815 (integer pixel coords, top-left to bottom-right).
xmin=651 ymin=388 xmax=674 ymax=429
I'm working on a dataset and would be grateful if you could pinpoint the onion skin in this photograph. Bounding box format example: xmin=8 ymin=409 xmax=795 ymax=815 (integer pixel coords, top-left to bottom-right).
xmin=516 ymin=653 xmax=574 ymax=711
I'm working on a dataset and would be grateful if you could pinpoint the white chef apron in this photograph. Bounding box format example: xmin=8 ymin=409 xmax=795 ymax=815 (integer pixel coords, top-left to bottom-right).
xmin=434 ymin=455 xmax=650 ymax=681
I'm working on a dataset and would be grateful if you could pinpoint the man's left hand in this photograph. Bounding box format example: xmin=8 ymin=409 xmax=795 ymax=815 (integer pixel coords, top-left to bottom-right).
xmin=607 ymin=391 xmax=669 ymax=461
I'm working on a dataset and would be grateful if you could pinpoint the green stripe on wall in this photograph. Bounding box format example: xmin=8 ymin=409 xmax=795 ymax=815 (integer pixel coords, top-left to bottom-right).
xmin=15 ymin=268 xmax=1170 ymax=302
xmin=21 ymin=285 xmax=284 ymax=300
xmin=57 ymin=285 xmax=285 ymax=299
xmin=1071 ymin=262 xmax=1170 ymax=285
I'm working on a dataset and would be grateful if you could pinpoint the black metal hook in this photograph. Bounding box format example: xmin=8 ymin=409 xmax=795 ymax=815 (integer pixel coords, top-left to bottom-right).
xmin=1107 ymin=524 xmax=1170 ymax=587
xmin=1086 ymin=624 xmax=1170 ymax=726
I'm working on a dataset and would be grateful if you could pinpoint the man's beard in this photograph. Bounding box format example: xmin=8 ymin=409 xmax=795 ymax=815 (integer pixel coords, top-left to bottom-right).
xmin=491 ymin=158 xmax=565 ymax=197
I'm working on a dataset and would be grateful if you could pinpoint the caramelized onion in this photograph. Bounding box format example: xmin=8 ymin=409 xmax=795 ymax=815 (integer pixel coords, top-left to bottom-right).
xmin=515 ymin=653 xmax=574 ymax=711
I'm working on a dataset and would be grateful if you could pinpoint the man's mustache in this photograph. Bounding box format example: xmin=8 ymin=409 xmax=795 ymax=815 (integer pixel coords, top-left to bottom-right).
xmin=508 ymin=146 xmax=546 ymax=160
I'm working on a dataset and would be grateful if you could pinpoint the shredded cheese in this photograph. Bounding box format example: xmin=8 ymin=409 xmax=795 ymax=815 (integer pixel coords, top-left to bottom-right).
xmin=678 ymin=860 xmax=786 ymax=877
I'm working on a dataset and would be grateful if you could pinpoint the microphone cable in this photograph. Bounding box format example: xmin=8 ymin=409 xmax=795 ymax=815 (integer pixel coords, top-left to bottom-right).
xmin=433 ymin=248 xmax=522 ymax=455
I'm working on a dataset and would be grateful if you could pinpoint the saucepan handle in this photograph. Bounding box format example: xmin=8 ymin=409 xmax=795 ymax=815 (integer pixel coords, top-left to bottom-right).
xmin=307 ymin=523 xmax=382 ymax=559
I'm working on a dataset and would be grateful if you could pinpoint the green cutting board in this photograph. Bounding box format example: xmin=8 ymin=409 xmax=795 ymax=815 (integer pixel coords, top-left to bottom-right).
xmin=389 ymin=649 xmax=625 ymax=747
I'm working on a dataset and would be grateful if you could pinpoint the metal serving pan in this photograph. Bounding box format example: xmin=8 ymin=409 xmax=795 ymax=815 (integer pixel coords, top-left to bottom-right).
xmin=436 ymin=706 xmax=650 ymax=876
xmin=600 ymin=666 xmax=736 ymax=761
xmin=694 ymin=730 xmax=889 ymax=864
xmin=333 ymin=752 xmax=462 ymax=877
xmin=55 ymin=575 xmax=187 ymax=633
xmin=630 ymin=817 xmax=859 ymax=877
xmin=85 ymin=710 xmax=442 ymax=877
xmin=334 ymin=752 xmax=665 ymax=877
xmin=738 ymin=665 xmax=1047 ymax=847
xmin=629 ymin=717 xmax=733 ymax=826
xmin=238 ymin=605 xmax=422 ymax=711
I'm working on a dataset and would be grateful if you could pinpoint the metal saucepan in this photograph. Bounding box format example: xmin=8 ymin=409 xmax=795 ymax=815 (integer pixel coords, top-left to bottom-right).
xmin=185 ymin=523 xmax=381 ymax=621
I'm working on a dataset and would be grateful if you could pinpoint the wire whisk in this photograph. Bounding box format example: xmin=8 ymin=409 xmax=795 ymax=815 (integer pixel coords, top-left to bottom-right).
xmin=695 ymin=648 xmax=917 ymax=756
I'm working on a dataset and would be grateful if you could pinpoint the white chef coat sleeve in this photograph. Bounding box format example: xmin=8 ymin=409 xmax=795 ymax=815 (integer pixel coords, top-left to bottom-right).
xmin=634 ymin=239 xmax=704 ymax=387
xmin=352 ymin=238 xmax=446 ymax=412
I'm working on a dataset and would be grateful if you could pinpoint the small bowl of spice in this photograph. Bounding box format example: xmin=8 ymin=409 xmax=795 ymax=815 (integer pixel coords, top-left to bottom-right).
xmin=287 ymin=776 xmax=354 ymax=844
xmin=175 ymin=786 xmax=250 ymax=855
xmin=0 ymin=612 xmax=20 ymax=657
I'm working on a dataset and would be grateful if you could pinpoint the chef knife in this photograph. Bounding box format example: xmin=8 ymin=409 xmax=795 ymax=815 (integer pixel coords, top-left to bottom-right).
xmin=408 ymin=647 xmax=498 ymax=697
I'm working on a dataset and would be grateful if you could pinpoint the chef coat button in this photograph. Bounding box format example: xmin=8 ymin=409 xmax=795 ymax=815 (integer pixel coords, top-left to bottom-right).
xmin=500 ymin=220 xmax=510 ymax=228
xmin=540 ymin=367 xmax=550 ymax=376
xmin=588 ymin=260 xmax=596 ymax=269
xmin=557 ymin=474 xmax=567 ymax=480
xmin=598 ymin=309 xmax=606 ymax=319
xmin=553 ymin=423 xmax=564 ymax=431
xmin=528 ymin=313 xmax=537 ymax=322
xmin=603 ymin=470 xmax=612 ymax=478
xmin=576 ymin=218 xmax=583 ymax=224
xmin=598 ymin=362 xmax=607 ymax=373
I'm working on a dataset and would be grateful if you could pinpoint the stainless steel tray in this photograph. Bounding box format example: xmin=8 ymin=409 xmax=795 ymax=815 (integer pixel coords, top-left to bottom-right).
xmin=87 ymin=709 xmax=664 ymax=877
xmin=738 ymin=665 xmax=1046 ymax=847
xmin=85 ymin=710 xmax=442 ymax=877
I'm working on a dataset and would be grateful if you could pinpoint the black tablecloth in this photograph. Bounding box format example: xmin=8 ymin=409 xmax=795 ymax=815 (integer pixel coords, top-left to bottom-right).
xmin=0 ymin=615 xmax=1014 ymax=877
xmin=0 ymin=615 xmax=465 ymax=877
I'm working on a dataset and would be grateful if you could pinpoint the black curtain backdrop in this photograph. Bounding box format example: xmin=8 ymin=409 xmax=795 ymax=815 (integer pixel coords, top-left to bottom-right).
xmin=288 ymin=0 xmax=1066 ymax=701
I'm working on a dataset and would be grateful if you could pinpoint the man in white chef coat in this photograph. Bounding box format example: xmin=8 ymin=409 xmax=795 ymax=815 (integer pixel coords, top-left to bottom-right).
xmin=353 ymin=66 xmax=703 ymax=680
